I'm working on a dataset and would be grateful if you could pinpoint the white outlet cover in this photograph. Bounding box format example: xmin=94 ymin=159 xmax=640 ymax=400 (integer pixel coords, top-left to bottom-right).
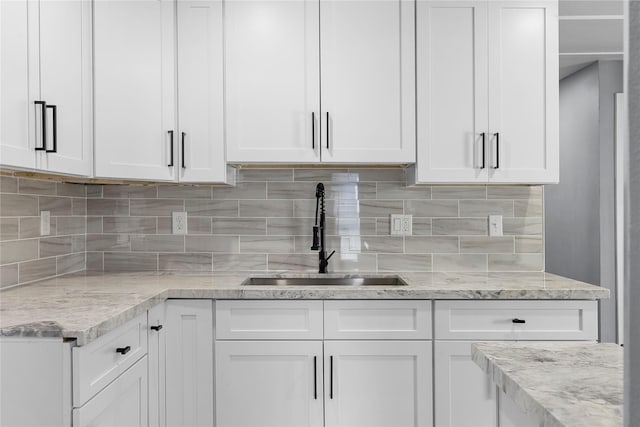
xmin=402 ymin=215 xmax=412 ymax=236
xmin=172 ymin=212 xmax=187 ymax=235
xmin=40 ymin=211 xmax=50 ymax=236
xmin=489 ymin=215 xmax=503 ymax=236
xmin=390 ymin=214 xmax=404 ymax=235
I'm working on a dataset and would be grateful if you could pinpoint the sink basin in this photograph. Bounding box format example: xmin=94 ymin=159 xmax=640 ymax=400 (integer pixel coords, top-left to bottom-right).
xmin=241 ymin=276 xmax=408 ymax=286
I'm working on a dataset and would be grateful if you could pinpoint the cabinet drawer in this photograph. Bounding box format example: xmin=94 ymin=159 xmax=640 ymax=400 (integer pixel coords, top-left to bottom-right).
xmin=324 ymin=300 xmax=431 ymax=340
xmin=216 ymin=300 xmax=323 ymax=340
xmin=73 ymin=312 xmax=148 ymax=407
xmin=434 ymin=300 xmax=598 ymax=340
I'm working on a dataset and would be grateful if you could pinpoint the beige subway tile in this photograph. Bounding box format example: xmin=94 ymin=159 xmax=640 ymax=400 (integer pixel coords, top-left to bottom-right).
xmin=187 ymin=217 xmax=212 ymax=235
xmin=240 ymin=236 xmax=295 ymax=253
xmin=350 ymin=168 xmax=404 ymax=182
xmin=239 ymin=200 xmax=294 ymax=218
xmin=87 ymin=234 xmax=130 ymax=252
xmin=345 ymin=236 xmax=403 ymax=253
xmin=39 ymin=196 xmax=72 ymax=216
xmin=514 ymin=199 xmax=543 ymax=217
xmin=57 ymin=253 xmax=85 ymax=275
xmin=56 ymin=182 xmax=86 ymax=197
xmin=0 ymin=194 xmax=38 ymax=216
xmin=293 ymin=199 xmax=317 ymax=217
xmin=412 ymin=218 xmax=432 ymax=236
xmin=378 ymin=254 xmax=432 ymax=272
xmin=328 ymin=253 xmax=377 ymax=272
xmin=239 ymin=169 xmax=293 ymax=182
xmin=294 ymin=169 xmax=351 ymax=182
xmin=0 ymin=239 xmax=39 ymax=264
xmin=131 ymin=235 xmax=184 ymax=252
xmin=186 ymin=200 xmax=238 ymax=217
xmin=432 ymin=186 xmax=486 ymax=200
xmin=130 ymin=199 xmax=184 ymax=216
xmin=212 ymin=218 xmax=266 ymax=235
xmin=503 ymin=218 xmax=543 ymax=235
xmin=19 ymin=257 xmax=57 ymax=283
xmin=0 ymin=176 xmax=18 ymax=193
xmin=405 ymin=236 xmax=458 ymax=253
xmin=72 ymin=198 xmax=87 ymax=216
xmin=487 ymin=185 xmax=543 ymax=200
xmin=86 ymin=252 xmax=104 ymax=270
xmin=212 ymin=253 xmax=267 ymax=271
xmin=358 ymin=200 xmax=403 ymax=217
xmin=432 ymin=218 xmax=487 ymax=235
xmin=157 ymin=217 xmax=172 ymax=234
xmin=377 ymin=182 xmax=431 ymax=200
xmin=86 ymin=185 xmax=103 ymax=198
xmin=103 ymin=184 xmax=157 ymax=199
xmin=40 ymin=236 xmax=74 ymax=257
xmin=488 ymin=254 xmax=543 ymax=271
xmin=0 ymin=264 xmax=19 ymax=288
xmin=459 ymin=200 xmax=513 ymax=217
xmin=326 ymin=182 xmax=377 ymax=200
xmin=87 ymin=198 xmax=129 ymax=216
xmin=18 ymin=178 xmax=56 ymax=195
xmin=267 ymin=182 xmax=316 ymax=199
xmin=267 ymin=217 xmax=315 ymax=236
xmin=19 ymin=217 xmax=53 ymax=239
xmin=433 ymin=254 xmax=487 ymax=272
xmin=103 ymin=217 xmax=156 ymax=234
xmin=73 ymin=235 xmax=86 ymax=252
xmin=405 ymin=200 xmax=458 ymax=217
xmin=213 ymin=182 xmax=266 ymax=199
xmin=268 ymin=254 xmax=317 ymax=271
xmin=185 ymin=235 xmax=239 ymax=252
xmin=0 ymin=218 xmax=19 ymax=241
xmin=515 ymin=236 xmax=543 ymax=253
xmin=460 ymin=236 xmax=514 ymax=254
xmin=158 ymin=185 xmax=212 ymax=199
xmin=87 ymin=217 xmax=103 ymax=233
xmin=104 ymin=252 xmax=158 ymax=271
xmin=56 ymin=217 xmax=86 ymax=235
xmin=328 ymin=217 xmax=376 ymax=236
xmin=159 ymin=253 xmax=212 ymax=271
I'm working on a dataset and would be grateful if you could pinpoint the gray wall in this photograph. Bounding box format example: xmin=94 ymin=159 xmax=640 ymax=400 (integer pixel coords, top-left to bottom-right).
xmin=546 ymin=60 xmax=623 ymax=342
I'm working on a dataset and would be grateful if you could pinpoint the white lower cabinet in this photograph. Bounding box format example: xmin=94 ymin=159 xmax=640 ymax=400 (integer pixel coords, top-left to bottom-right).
xmin=148 ymin=303 xmax=166 ymax=427
xmin=496 ymin=389 xmax=538 ymax=427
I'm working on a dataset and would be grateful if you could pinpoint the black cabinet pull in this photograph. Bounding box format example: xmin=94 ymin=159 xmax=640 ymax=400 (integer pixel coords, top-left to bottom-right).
xmin=168 ymin=130 xmax=174 ymax=167
xmin=326 ymin=112 xmax=330 ymax=149
xmin=116 ymin=346 xmax=131 ymax=355
xmin=329 ymin=355 xmax=334 ymax=399
xmin=150 ymin=325 xmax=163 ymax=331
xmin=181 ymin=132 xmax=186 ymax=169
xmin=480 ymin=132 xmax=486 ymax=169
xmin=493 ymin=132 xmax=500 ymax=169
xmin=313 ymin=356 xmax=317 ymax=399
xmin=34 ymin=101 xmax=47 ymax=151
xmin=512 ymin=318 xmax=526 ymax=324
xmin=45 ymin=105 xmax=57 ymax=153
xmin=312 ymin=112 xmax=315 ymax=149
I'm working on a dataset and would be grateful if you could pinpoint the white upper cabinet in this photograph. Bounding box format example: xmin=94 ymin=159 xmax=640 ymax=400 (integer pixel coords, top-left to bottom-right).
xmin=0 ymin=0 xmax=91 ymax=176
xmin=320 ymin=0 xmax=415 ymax=164
xmin=415 ymin=0 xmax=559 ymax=184
xmin=225 ymin=0 xmax=320 ymax=163
xmin=93 ymin=0 xmax=176 ymax=181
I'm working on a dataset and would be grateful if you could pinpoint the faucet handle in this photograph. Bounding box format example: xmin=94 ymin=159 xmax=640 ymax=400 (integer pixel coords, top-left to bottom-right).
xmin=310 ymin=226 xmax=320 ymax=250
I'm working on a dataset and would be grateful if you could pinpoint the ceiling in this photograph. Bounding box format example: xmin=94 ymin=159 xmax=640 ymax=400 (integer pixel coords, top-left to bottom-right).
xmin=559 ymin=0 xmax=624 ymax=79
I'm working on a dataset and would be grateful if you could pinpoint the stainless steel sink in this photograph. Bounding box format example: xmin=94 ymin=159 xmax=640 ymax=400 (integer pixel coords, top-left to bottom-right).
xmin=241 ymin=276 xmax=408 ymax=286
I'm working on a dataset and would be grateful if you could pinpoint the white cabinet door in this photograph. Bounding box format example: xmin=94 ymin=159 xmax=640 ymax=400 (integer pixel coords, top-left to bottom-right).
xmin=216 ymin=340 xmax=323 ymax=427
xmin=434 ymin=341 xmax=497 ymax=427
xmin=320 ymin=0 xmax=415 ymax=164
xmin=93 ymin=0 xmax=176 ymax=181
xmin=148 ymin=303 xmax=166 ymax=427
xmin=488 ymin=0 xmax=559 ymax=183
xmin=165 ymin=300 xmax=214 ymax=427
xmin=177 ymin=0 xmax=226 ymax=182
xmin=0 ymin=0 xmax=37 ymax=170
xmin=224 ymin=0 xmax=320 ymax=163
xmin=73 ymin=356 xmax=148 ymax=427
xmin=416 ymin=1 xmax=488 ymax=183
xmin=324 ymin=340 xmax=432 ymax=427
xmin=38 ymin=0 xmax=92 ymax=176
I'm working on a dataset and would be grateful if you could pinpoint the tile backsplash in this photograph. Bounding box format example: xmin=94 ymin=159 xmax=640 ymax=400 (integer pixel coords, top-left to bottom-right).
xmin=0 ymin=169 xmax=544 ymax=287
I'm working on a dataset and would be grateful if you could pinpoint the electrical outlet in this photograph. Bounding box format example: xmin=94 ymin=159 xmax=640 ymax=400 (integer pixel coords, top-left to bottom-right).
xmin=40 ymin=211 xmax=50 ymax=236
xmin=402 ymin=214 xmax=412 ymax=236
xmin=172 ymin=212 xmax=187 ymax=235
xmin=489 ymin=215 xmax=503 ymax=236
xmin=390 ymin=214 xmax=412 ymax=236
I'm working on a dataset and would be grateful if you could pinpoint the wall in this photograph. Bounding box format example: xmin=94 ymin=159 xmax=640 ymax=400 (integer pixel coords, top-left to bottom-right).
xmin=0 ymin=175 xmax=86 ymax=289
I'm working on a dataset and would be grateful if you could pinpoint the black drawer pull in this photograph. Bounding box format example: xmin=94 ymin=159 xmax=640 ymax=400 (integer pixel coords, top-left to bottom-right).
xmin=512 ymin=318 xmax=526 ymax=324
xmin=150 ymin=325 xmax=163 ymax=331
xmin=116 ymin=346 xmax=131 ymax=355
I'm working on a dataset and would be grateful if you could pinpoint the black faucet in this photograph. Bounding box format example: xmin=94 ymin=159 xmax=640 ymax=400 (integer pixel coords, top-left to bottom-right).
xmin=310 ymin=183 xmax=335 ymax=273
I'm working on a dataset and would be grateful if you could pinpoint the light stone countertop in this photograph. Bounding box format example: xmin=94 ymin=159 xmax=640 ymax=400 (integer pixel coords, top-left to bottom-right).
xmin=472 ymin=342 xmax=623 ymax=427
xmin=0 ymin=271 xmax=608 ymax=345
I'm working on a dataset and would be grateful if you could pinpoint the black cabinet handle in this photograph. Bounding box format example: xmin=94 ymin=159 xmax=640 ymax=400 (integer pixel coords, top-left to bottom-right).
xmin=181 ymin=132 xmax=186 ymax=169
xmin=512 ymin=318 xmax=526 ymax=324
xmin=116 ymin=346 xmax=131 ymax=355
xmin=150 ymin=325 xmax=163 ymax=331
xmin=168 ymin=130 xmax=174 ymax=167
xmin=45 ymin=105 xmax=57 ymax=153
xmin=480 ymin=132 xmax=486 ymax=169
xmin=312 ymin=112 xmax=315 ymax=149
xmin=34 ymin=101 xmax=47 ymax=151
xmin=313 ymin=356 xmax=317 ymax=399
xmin=493 ymin=132 xmax=500 ymax=169
xmin=326 ymin=112 xmax=330 ymax=149
xmin=329 ymin=355 xmax=334 ymax=399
